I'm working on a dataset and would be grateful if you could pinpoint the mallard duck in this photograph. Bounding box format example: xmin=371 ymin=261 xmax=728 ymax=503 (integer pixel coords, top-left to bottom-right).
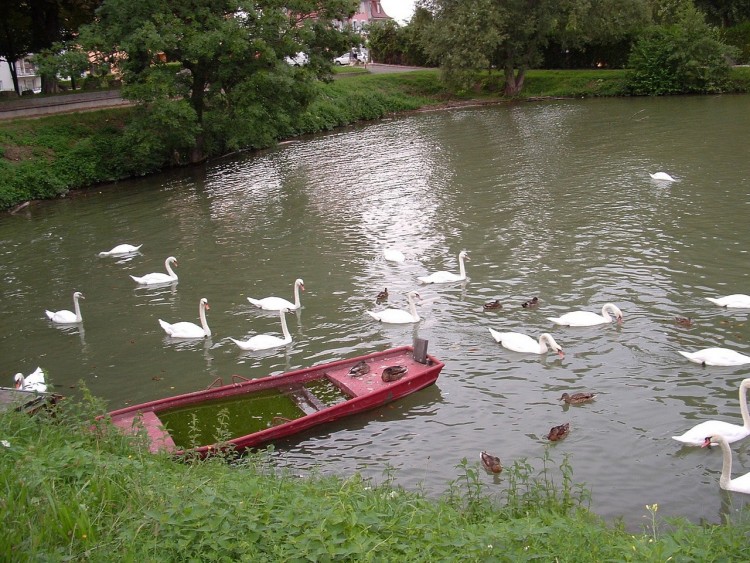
xmin=559 ymin=392 xmax=597 ymax=405
xmin=547 ymin=422 xmax=570 ymax=441
xmin=348 ymin=360 xmax=370 ymax=377
xmin=522 ymin=297 xmax=539 ymax=308
xmin=381 ymin=365 xmax=407 ymax=382
xmin=483 ymin=299 xmax=502 ymax=310
xmin=675 ymin=316 xmax=694 ymax=327
xmin=480 ymin=451 xmax=502 ymax=474
xmin=376 ymin=288 xmax=388 ymax=302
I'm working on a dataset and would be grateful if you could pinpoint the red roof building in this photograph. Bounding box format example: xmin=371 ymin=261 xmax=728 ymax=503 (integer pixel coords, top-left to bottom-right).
xmin=348 ymin=1 xmax=392 ymax=30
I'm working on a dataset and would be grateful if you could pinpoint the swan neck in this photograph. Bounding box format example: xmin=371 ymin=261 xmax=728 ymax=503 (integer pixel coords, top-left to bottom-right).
xmin=280 ymin=311 xmax=291 ymax=340
xmin=458 ymin=255 xmax=466 ymax=278
xmin=718 ymin=438 xmax=733 ymax=489
xmin=293 ymin=284 xmax=301 ymax=308
xmin=73 ymin=294 xmax=82 ymax=321
xmin=538 ymin=335 xmax=549 ymax=353
xmin=199 ymin=302 xmax=211 ymax=337
xmin=408 ymin=295 xmax=420 ymax=321
xmin=740 ymin=380 xmax=750 ymax=428
xmin=165 ymin=259 xmax=176 ymax=278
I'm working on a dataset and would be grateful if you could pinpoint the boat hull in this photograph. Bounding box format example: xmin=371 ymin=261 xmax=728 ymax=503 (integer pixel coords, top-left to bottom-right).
xmin=108 ymin=345 xmax=443 ymax=456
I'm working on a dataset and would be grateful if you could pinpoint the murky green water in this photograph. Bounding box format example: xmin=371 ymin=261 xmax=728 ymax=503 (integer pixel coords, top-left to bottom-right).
xmin=3 ymin=94 xmax=750 ymax=525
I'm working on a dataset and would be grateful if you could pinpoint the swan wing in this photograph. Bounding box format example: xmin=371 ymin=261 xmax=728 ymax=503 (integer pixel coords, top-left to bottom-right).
xmin=649 ymin=172 xmax=676 ymax=181
xmin=46 ymin=309 xmax=78 ymax=324
xmin=384 ymin=249 xmax=405 ymax=262
xmin=488 ymin=330 xmax=539 ymax=353
xmin=131 ymin=273 xmax=175 ymax=285
xmin=672 ymin=421 xmax=750 ymax=445
xmin=418 ymin=271 xmax=462 ymax=284
xmin=247 ymin=296 xmax=296 ymax=311
xmin=727 ymin=472 xmax=750 ymax=494
xmin=231 ymin=335 xmax=286 ymax=351
xmin=368 ymin=308 xmax=418 ymax=324
xmin=706 ymin=295 xmax=750 ymax=308
xmin=679 ymin=348 xmax=750 ymax=366
xmin=547 ymin=311 xmax=606 ymax=327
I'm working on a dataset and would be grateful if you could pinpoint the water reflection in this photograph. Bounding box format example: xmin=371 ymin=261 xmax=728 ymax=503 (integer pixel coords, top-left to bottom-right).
xmin=3 ymin=96 xmax=750 ymax=526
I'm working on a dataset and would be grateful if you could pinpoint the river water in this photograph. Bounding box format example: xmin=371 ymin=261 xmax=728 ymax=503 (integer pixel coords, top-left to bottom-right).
xmin=3 ymin=94 xmax=750 ymax=526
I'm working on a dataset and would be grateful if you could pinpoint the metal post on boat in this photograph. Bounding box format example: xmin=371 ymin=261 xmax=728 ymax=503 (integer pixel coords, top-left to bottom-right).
xmin=413 ymin=337 xmax=428 ymax=364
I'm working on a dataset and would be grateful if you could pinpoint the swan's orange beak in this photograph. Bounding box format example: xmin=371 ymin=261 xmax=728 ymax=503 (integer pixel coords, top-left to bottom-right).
xmin=701 ymin=437 xmax=713 ymax=448
xmin=617 ymin=316 xmax=623 ymax=324
xmin=300 ymin=284 xmax=305 ymax=292
xmin=205 ymin=303 xmax=210 ymax=310
xmin=556 ymin=349 xmax=565 ymax=359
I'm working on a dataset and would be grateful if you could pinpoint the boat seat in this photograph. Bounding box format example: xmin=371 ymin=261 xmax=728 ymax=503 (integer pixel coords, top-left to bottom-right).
xmin=287 ymin=386 xmax=327 ymax=413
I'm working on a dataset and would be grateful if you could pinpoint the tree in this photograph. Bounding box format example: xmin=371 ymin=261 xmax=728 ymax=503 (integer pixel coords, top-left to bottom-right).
xmin=31 ymin=42 xmax=90 ymax=91
xmin=417 ymin=0 xmax=570 ymax=96
xmin=82 ymin=0 xmax=358 ymax=164
xmin=0 ymin=2 xmax=34 ymax=95
xmin=627 ymin=3 xmax=738 ymax=94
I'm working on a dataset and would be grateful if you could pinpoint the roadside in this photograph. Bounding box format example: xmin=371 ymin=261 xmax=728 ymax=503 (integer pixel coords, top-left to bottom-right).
xmin=0 ymin=64 xmax=425 ymax=121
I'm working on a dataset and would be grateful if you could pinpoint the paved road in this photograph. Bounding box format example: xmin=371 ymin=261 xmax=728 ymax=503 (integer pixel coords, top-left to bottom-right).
xmin=0 ymin=65 xmax=427 ymax=121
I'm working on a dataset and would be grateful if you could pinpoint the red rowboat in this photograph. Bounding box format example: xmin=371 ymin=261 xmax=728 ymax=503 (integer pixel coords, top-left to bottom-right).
xmin=108 ymin=342 xmax=443 ymax=457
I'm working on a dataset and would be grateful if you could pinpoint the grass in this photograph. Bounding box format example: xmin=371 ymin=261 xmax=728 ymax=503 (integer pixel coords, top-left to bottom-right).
xmin=2 ymin=389 xmax=750 ymax=560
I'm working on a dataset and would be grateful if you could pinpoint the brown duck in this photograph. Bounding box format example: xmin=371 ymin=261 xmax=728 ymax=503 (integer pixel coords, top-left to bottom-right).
xmin=480 ymin=451 xmax=503 ymax=474
xmin=483 ymin=299 xmax=502 ymax=310
xmin=547 ymin=422 xmax=570 ymax=441
xmin=675 ymin=316 xmax=694 ymax=327
xmin=376 ymin=288 xmax=389 ymax=302
xmin=348 ymin=360 xmax=370 ymax=377
xmin=381 ymin=365 xmax=407 ymax=382
xmin=559 ymin=392 xmax=597 ymax=405
xmin=522 ymin=297 xmax=539 ymax=308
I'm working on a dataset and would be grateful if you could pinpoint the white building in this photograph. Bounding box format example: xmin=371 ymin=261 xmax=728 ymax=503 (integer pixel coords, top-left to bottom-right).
xmin=0 ymin=58 xmax=41 ymax=94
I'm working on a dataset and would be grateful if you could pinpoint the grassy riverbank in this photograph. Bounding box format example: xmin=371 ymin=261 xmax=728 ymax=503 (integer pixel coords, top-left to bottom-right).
xmin=0 ymin=67 xmax=738 ymax=212
xmin=3 ymin=392 xmax=750 ymax=560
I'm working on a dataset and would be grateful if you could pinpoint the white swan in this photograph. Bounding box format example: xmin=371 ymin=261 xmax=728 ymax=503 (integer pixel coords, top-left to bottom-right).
xmin=547 ymin=303 xmax=623 ymax=327
xmin=488 ymin=329 xmax=565 ymax=357
xmin=45 ymin=291 xmax=84 ymax=324
xmin=383 ymin=248 xmax=405 ymax=263
xmin=247 ymin=278 xmax=304 ymax=311
xmin=130 ymin=256 xmax=178 ymax=285
xmin=706 ymin=294 xmax=750 ymax=308
xmin=672 ymin=379 xmax=750 ymax=445
xmin=367 ymin=291 xmax=421 ymax=324
xmin=98 ymin=244 xmax=142 ymax=257
xmin=158 ymin=298 xmax=211 ymax=338
xmin=230 ymin=308 xmax=292 ymax=351
xmin=14 ymin=367 xmax=47 ymax=392
xmin=678 ymin=348 xmax=750 ymax=367
xmin=650 ymin=172 xmax=676 ymax=182
xmin=418 ymin=251 xmax=469 ymax=284
xmin=703 ymin=434 xmax=750 ymax=494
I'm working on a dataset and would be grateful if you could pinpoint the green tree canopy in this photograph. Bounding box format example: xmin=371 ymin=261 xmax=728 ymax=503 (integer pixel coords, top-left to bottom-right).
xmin=82 ymin=0 xmax=357 ymax=163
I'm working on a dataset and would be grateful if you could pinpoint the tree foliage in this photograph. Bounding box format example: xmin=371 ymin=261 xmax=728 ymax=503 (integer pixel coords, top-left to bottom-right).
xmin=82 ymin=0 xmax=357 ymax=163
xmin=627 ymin=3 xmax=737 ymax=94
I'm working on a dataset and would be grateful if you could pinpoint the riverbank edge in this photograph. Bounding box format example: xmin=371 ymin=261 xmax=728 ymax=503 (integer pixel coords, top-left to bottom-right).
xmin=3 ymin=391 xmax=749 ymax=559
xmin=2 ymin=67 xmax=750 ymax=213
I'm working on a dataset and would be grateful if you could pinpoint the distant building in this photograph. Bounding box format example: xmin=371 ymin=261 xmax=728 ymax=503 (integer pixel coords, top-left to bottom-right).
xmin=349 ymin=1 xmax=392 ymax=31
xmin=0 ymin=58 xmax=41 ymax=94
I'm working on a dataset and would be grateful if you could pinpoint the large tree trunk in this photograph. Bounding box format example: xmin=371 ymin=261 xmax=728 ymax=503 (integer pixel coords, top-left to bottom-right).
xmin=503 ymin=64 xmax=525 ymax=96
xmin=188 ymin=70 xmax=208 ymax=163
xmin=8 ymin=60 xmax=21 ymax=96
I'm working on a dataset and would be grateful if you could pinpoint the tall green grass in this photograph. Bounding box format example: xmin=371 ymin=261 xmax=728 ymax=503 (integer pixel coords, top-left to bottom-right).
xmin=2 ymin=390 xmax=750 ymax=561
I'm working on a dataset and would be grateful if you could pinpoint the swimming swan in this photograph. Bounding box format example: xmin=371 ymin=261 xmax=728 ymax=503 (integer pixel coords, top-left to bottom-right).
xmin=706 ymin=294 xmax=750 ymax=308
xmin=488 ymin=329 xmax=564 ymax=357
xmin=98 ymin=244 xmax=142 ymax=257
xmin=702 ymin=434 xmax=750 ymax=494
xmin=383 ymin=248 xmax=405 ymax=263
xmin=367 ymin=291 xmax=421 ymax=324
xmin=672 ymin=378 xmax=750 ymax=446
xmin=678 ymin=348 xmax=750 ymax=367
xmin=230 ymin=308 xmax=292 ymax=351
xmin=14 ymin=367 xmax=47 ymax=393
xmin=158 ymin=298 xmax=211 ymax=338
xmin=418 ymin=251 xmax=469 ymax=284
xmin=247 ymin=278 xmax=304 ymax=311
xmin=130 ymin=256 xmax=178 ymax=285
xmin=650 ymin=172 xmax=676 ymax=182
xmin=547 ymin=303 xmax=623 ymax=327
xmin=45 ymin=291 xmax=84 ymax=324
